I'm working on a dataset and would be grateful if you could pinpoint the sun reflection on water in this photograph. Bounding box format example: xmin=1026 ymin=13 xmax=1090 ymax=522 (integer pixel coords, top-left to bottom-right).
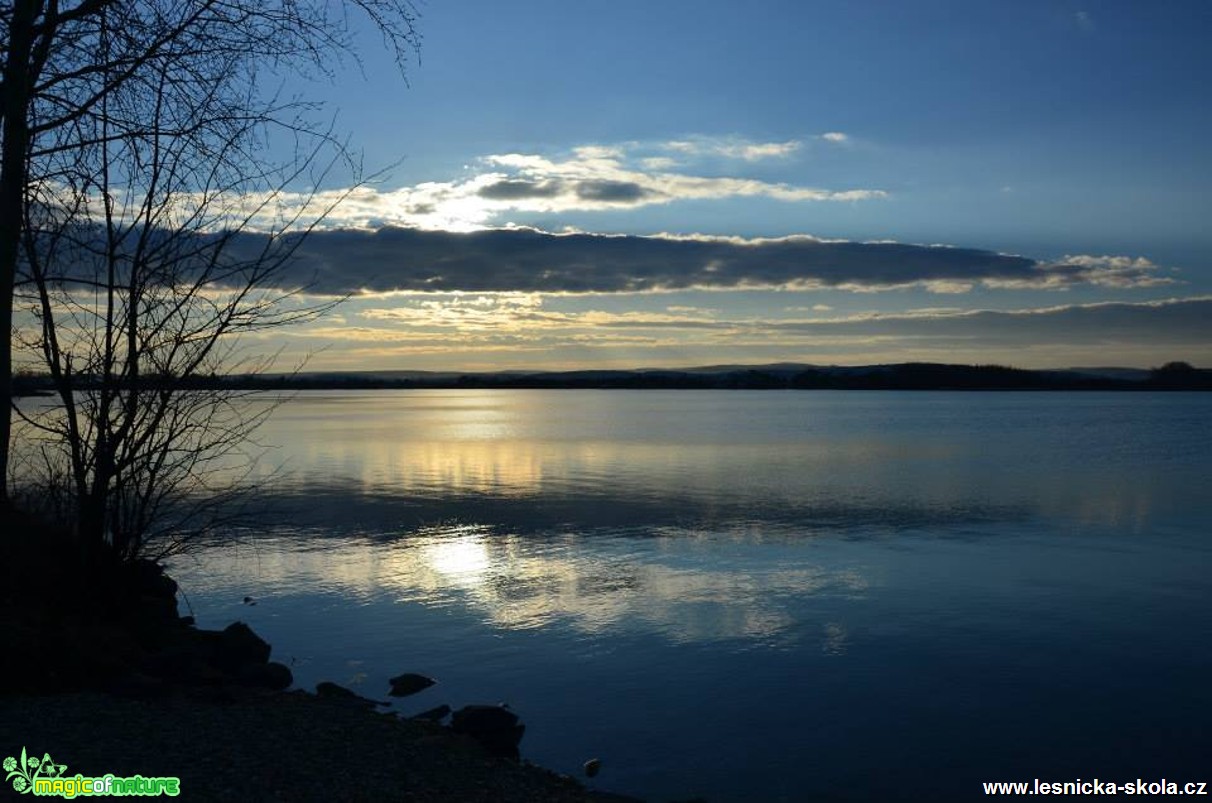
xmin=422 ymin=527 xmax=492 ymax=585
xmin=179 ymin=523 xmax=872 ymax=646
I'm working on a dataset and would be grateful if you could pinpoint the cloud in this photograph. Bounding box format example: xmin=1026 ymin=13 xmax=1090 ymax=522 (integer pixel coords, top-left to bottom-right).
xmin=736 ymin=141 xmax=802 ymax=160
xmin=471 ymin=146 xmax=875 ymax=209
xmin=35 ymin=213 xmax=1175 ymax=299
xmin=573 ymin=180 xmax=654 ymax=203
xmin=819 ymin=132 xmax=849 ymax=143
xmin=286 ymin=295 xmax=1212 ymax=372
xmin=254 ymin=226 xmax=1174 ymax=296
xmin=230 ymin=138 xmax=880 ymax=232
xmin=662 ymin=137 xmax=802 ymax=161
xmin=640 ymin=156 xmax=678 ymax=170
xmin=477 ymin=180 xmax=564 ymax=200
xmin=767 ymin=297 xmax=1212 ymax=345
xmin=475 ymin=178 xmax=657 ymax=204
xmin=989 ymin=255 xmax=1174 ymax=289
xmin=359 ymin=293 xmax=544 ymax=330
xmin=612 ymin=298 xmax=1211 ymax=349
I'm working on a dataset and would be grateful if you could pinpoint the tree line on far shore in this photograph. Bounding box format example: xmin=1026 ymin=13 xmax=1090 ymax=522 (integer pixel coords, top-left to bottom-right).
xmin=14 ymin=360 xmax=1209 ymax=394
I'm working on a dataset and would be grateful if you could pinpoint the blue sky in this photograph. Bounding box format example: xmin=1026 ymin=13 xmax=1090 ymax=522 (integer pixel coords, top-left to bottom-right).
xmin=255 ymin=0 xmax=1212 ymax=370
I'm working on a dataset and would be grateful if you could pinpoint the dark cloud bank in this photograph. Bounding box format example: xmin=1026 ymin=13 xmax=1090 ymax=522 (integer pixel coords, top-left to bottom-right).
xmin=478 ymin=179 xmax=655 ymax=203
xmin=769 ymin=299 xmax=1212 ymax=345
xmin=255 ymin=226 xmax=1166 ymax=295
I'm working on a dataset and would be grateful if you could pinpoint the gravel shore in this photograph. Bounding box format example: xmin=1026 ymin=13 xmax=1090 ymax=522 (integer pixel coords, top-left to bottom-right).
xmin=0 ymin=689 xmax=630 ymax=802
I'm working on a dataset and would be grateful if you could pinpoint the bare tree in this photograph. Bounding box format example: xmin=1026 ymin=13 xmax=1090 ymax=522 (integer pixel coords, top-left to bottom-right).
xmin=2 ymin=1 xmax=419 ymax=558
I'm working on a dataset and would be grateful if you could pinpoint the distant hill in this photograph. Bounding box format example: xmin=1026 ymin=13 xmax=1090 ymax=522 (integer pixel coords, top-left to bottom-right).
xmin=16 ymin=361 xmax=1210 ymax=394
xmin=214 ymin=361 xmax=1212 ymax=391
xmin=1061 ymin=367 xmax=1153 ymax=382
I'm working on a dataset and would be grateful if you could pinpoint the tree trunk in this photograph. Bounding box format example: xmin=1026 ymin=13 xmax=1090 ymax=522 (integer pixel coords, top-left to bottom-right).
xmin=0 ymin=0 xmax=46 ymax=502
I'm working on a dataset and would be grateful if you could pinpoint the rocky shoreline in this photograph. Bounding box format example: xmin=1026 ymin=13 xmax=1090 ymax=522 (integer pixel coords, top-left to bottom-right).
xmin=0 ymin=510 xmax=643 ymax=801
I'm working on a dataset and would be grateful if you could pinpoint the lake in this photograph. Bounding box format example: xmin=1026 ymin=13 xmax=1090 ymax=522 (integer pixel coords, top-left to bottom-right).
xmin=167 ymin=390 xmax=1212 ymax=801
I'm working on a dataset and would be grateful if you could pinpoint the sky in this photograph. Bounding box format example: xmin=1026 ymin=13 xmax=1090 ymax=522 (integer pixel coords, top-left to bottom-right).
xmin=250 ymin=0 xmax=1212 ymax=371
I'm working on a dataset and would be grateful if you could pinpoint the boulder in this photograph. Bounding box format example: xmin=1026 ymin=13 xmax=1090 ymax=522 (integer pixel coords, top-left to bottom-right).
xmin=133 ymin=593 xmax=180 ymax=629
xmin=140 ymin=641 xmax=206 ymax=682
xmin=451 ymin=704 xmax=526 ymax=758
xmin=388 ymin=672 xmax=436 ymax=697
xmin=236 ymin=661 xmax=293 ymax=691
xmin=315 ymin=681 xmax=385 ymax=708
xmin=127 ymin=559 xmax=179 ymax=599
xmin=216 ymin=622 xmax=271 ymax=668
xmin=411 ymin=704 xmax=451 ymax=723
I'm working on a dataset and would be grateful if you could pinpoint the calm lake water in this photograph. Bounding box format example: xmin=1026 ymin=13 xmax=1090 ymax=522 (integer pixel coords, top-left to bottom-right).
xmin=168 ymin=390 xmax=1212 ymax=802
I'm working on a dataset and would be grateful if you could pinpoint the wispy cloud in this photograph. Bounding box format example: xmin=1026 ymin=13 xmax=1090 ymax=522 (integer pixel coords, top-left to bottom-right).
xmin=989 ymin=255 xmax=1174 ymax=289
xmin=766 ymin=297 xmax=1211 ymax=345
xmin=282 ymin=295 xmax=1212 ymax=371
xmin=662 ymin=137 xmax=803 ymax=161
xmin=230 ymin=138 xmax=882 ymax=232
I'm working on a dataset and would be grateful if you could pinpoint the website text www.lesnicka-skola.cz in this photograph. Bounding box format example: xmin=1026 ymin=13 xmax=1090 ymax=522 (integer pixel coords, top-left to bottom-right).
xmin=984 ymin=779 xmax=1208 ymax=796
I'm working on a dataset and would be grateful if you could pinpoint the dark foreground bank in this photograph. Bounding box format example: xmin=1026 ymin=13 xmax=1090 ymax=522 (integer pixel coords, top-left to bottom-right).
xmin=0 ymin=507 xmax=642 ymax=802
xmin=0 ymin=689 xmax=628 ymax=802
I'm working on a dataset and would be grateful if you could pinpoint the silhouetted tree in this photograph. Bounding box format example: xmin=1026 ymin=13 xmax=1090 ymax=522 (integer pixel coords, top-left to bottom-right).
xmin=2 ymin=1 xmax=419 ymax=558
xmin=1149 ymin=361 xmax=1206 ymax=389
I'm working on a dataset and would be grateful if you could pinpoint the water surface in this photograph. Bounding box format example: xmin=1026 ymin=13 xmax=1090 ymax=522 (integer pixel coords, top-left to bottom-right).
xmin=170 ymin=391 xmax=1212 ymax=801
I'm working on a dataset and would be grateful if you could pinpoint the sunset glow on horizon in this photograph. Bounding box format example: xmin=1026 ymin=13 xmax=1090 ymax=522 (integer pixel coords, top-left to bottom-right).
xmin=183 ymin=2 xmax=1212 ymax=371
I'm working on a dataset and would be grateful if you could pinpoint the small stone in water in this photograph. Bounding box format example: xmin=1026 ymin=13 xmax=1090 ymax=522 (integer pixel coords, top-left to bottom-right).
xmin=389 ymin=672 xmax=437 ymax=697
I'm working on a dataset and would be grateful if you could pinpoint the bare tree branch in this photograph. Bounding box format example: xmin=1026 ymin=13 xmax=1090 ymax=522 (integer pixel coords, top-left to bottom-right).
xmin=5 ymin=0 xmax=419 ymax=558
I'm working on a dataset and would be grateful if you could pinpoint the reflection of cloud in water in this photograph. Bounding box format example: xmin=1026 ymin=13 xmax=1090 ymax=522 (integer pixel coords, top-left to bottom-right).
xmin=397 ymin=527 xmax=872 ymax=645
xmin=822 ymin=622 xmax=849 ymax=656
xmin=181 ymin=525 xmax=870 ymax=646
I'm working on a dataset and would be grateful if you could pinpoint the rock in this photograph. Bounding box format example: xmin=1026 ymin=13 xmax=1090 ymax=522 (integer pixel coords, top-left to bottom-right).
xmin=584 ymin=758 xmax=602 ymax=778
xmin=411 ymin=704 xmax=451 ymax=722
xmin=236 ymin=661 xmax=293 ymax=690
xmin=388 ymin=672 xmax=436 ymax=697
xmin=135 ymin=593 xmax=180 ymax=624
xmin=128 ymin=559 xmax=179 ymax=599
xmin=450 ymin=704 xmax=526 ymax=758
xmin=216 ymin=622 xmax=271 ymax=668
xmin=315 ymin=681 xmax=385 ymax=708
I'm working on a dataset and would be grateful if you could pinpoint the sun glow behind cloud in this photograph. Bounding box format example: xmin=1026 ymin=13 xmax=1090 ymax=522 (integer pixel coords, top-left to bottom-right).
xmin=52 ymin=123 xmax=1203 ymax=371
xmin=229 ymin=136 xmax=885 ymax=233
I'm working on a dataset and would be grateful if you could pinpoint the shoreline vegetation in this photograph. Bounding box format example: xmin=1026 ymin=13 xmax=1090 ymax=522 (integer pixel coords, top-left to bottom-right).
xmin=14 ymin=361 xmax=1210 ymax=395
xmin=0 ymin=507 xmax=644 ymax=803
